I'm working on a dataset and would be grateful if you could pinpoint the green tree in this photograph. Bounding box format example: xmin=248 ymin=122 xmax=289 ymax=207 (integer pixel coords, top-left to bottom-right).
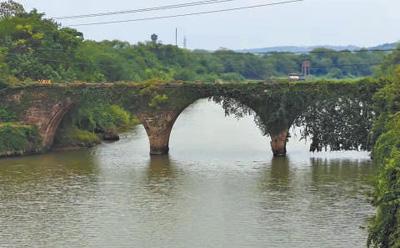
xmin=0 ymin=0 xmax=24 ymax=19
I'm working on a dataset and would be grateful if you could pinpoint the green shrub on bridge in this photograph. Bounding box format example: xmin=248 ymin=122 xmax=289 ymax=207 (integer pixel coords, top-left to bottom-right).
xmin=0 ymin=78 xmax=7 ymax=89
xmin=0 ymin=107 xmax=16 ymax=122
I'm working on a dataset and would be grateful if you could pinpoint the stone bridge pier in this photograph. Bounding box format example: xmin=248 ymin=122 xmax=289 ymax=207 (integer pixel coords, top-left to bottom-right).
xmin=137 ymin=111 xmax=181 ymax=155
xmin=270 ymin=129 xmax=289 ymax=157
xmin=137 ymin=108 xmax=291 ymax=157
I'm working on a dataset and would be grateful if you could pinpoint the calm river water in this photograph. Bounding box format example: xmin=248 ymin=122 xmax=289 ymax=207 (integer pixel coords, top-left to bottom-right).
xmin=0 ymin=99 xmax=376 ymax=248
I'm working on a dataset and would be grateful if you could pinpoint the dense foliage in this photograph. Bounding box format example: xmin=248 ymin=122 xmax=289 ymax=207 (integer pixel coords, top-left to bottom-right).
xmin=0 ymin=107 xmax=16 ymax=122
xmin=0 ymin=1 xmax=390 ymax=85
xmin=296 ymin=80 xmax=378 ymax=152
xmin=54 ymin=102 xmax=139 ymax=148
xmin=368 ymin=46 xmax=400 ymax=248
xmin=0 ymin=123 xmax=41 ymax=156
xmin=212 ymin=79 xmax=378 ymax=152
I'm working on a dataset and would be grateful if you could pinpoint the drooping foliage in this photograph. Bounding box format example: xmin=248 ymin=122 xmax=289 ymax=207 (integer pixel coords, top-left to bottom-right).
xmin=211 ymin=80 xmax=378 ymax=152
xmin=296 ymin=80 xmax=379 ymax=152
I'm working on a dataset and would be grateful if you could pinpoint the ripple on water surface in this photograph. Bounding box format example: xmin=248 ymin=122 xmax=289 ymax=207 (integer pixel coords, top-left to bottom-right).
xmin=0 ymin=99 xmax=375 ymax=248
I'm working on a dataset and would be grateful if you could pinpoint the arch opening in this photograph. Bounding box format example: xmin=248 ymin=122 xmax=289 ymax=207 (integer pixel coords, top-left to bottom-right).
xmin=22 ymin=100 xmax=75 ymax=150
xmin=138 ymin=96 xmax=292 ymax=157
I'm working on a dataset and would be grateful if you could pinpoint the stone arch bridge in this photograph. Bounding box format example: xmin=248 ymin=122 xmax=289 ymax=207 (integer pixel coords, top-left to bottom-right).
xmin=0 ymin=80 xmax=379 ymax=156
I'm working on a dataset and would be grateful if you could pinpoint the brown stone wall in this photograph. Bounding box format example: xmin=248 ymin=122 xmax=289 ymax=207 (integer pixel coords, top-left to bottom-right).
xmin=270 ymin=129 xmax=289 ymax=156
xmin=138 ymin=111 xmax=181 ymax=155
xmin=23 ymin=98 xmax=74 ymax=149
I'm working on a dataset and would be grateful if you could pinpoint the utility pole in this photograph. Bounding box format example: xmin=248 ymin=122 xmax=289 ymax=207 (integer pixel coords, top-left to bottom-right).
xmin=175 ymin=28 xmax=178 ymax=47
xmin=183 ymin=36 xmax=187 ymax=49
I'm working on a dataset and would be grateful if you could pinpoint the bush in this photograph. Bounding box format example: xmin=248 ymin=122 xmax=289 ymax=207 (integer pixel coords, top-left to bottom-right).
xmin=173 ymin=68 xmax=197 ymax=81
xmin=54 ymin=126 xmax=100 ymax=148
xmin=368 ymin=81 xmax=400 ymax=247
xmin=74 ymin=104 xmax=135 ymax=132
xmin=108 ymin=105 xmax=131 ymax=128
xmin=368 ymin=134 xmax=400 ymax=247
xmin=149 ymin=94 xmax=168 ymax=108
xmin=0 ymin=107 xmax=16 ymax=122
xmin=219 ymin=72 xmax=245 ymax=82
xmin=0 ymin=123 xmax=41 ymax=156
xmin=0 ymin=78 xmax=7 ymax=89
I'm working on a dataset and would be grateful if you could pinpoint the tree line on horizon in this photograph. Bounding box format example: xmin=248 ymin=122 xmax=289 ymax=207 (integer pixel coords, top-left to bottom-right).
xmin=0 ymin=1 xmax=392 ymax=86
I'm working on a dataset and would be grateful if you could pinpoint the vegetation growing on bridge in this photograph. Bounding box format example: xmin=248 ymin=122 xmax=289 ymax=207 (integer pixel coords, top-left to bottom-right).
xmin=0 ymin=107 xmax=16 ymax=122
xmin=211 ymin=79 xmax=379 ymax=152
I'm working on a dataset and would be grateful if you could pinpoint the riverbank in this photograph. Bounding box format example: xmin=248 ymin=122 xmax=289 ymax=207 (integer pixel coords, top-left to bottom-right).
xmin=0 ymin=102 xmax=141 ymax=158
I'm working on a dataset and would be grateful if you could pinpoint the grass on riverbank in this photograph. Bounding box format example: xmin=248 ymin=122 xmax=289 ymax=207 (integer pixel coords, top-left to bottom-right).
xmin=0 ymin=123 xmax=41 ymax=157
xmin=54 ymin=104 xmax=140 ymax=149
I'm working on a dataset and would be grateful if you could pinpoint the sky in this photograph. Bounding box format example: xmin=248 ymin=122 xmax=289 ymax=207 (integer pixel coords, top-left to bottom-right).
xmin=16 ymin=0 xmax=400 ymax=50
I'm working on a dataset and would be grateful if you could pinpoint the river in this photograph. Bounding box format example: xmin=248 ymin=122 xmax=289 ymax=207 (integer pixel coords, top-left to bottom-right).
xmin=0 ymin=99 xmax=376 ymax=248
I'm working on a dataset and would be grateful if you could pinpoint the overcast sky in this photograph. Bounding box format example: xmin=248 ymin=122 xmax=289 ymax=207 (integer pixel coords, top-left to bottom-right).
xmin=16 ymin=0 xmax=400 ymax=50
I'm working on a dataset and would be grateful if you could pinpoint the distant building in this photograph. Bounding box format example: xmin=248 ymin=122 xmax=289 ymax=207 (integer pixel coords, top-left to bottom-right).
xmin=288 ymin=60 xmax=311 ymax=80
xmin=288 ymin=73 xmax=304 ymax=81
xmin=302 ymin=60 xmax=311 ymax=76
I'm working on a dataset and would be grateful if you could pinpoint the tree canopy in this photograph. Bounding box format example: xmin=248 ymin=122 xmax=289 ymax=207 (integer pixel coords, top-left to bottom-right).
xmin=0 ymin=4 xmax=391 ymax=85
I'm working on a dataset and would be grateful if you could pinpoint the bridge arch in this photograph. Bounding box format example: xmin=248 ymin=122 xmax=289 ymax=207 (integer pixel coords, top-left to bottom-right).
xmin=23 ymin=98 xmax=74 ymax=149
xmin=137 ymin=95 xmax=292 ymax=156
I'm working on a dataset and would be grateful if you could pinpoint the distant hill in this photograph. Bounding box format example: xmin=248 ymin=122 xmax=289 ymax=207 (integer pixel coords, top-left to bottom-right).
xmin=369 ymin=42 xmax=399 ymax=51
xmin=238 ymin=42 xmax=399 ymax=54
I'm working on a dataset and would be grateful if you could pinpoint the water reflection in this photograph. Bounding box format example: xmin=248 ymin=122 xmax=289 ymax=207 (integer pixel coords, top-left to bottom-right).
xmin=0 ymin=151 xmax=99 ymax=247
xmin=145 ymin=155 xmax=181 ymax=198
xmin=0 ymin=100 xmax=376 ymax=248
xmin=270 ymin=157 xmax=291 ymax=188
xmin=146 ymin=155 xmax=175 ymax=181
xmin=310 ymin=158 xmax=376 ymax=191
xmin=0 ymin=150 xmax=98 ymax=182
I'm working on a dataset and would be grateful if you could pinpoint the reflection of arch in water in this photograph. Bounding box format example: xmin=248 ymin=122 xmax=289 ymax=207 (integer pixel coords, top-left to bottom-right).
xmin=309 ymin=158 xmax=376 ymax=186
xmin=144 ymin=155 xmax=181 ymax=197
xmin=258 ymin=157 xmax=292 ymax=193
xmin=270 ymin=157 xmax=291 ymax=186
xmin=146 ymin=155 xmax=176 ymax=181
xmin=0 ymin=150 xmax=98 ymax=184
